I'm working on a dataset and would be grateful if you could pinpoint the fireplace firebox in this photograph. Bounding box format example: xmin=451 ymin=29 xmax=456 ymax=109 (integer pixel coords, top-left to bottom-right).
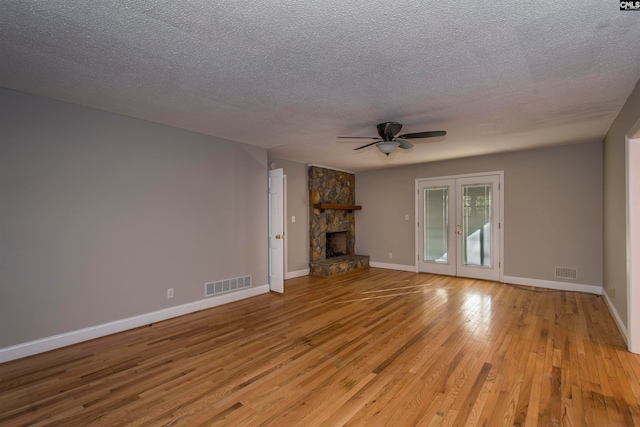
xmin=326 ymin=231 xmax=348 ymax=258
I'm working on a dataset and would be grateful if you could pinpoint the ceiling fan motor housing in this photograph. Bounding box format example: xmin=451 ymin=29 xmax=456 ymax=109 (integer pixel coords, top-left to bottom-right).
xmin=377 ymin=122 xmax=402 ymax=140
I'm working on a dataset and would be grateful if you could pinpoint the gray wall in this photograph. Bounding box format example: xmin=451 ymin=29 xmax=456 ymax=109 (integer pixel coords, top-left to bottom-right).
xmin=267 ymin=158 xmax=309 ymax=274
xmin=355 ymin=141 xmax=603 ymax=286
xmin=603 ymin=78 xmax=640 ymax=328
xmin=0 ymin=88 xmax=268 ymax=347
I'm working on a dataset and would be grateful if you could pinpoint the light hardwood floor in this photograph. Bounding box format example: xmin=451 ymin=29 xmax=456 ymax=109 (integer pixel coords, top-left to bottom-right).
xmin=1 ymin=268 xmax=639 ymax=426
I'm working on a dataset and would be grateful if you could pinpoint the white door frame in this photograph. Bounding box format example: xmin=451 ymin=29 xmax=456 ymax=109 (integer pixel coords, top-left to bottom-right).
xmin=627 ymin=119 xmax=640 ymax=354
xmin=415 ymin=171 xmax=504 ymax=282
xmin=283 ymin=174 xmax=288 ymax=279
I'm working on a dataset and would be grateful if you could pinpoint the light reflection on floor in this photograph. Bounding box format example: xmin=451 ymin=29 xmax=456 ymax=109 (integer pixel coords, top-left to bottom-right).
xmin=462 ymin=292 xmax=493 ymax=336
xmin=336 ymin=279 xmax=453 ymax=304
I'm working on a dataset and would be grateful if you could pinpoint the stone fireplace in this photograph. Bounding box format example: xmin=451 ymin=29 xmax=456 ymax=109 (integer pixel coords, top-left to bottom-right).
xmin=308 ymin=166 xmax=369 ymax=276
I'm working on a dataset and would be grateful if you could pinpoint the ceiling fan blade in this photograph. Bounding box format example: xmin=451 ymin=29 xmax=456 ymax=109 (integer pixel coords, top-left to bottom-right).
xmin=354 ymin=140 xmax=381 ymax=151
xmin=398 ymin=130 xmax=446 ymax=139
xmin=337 ymin=136 xmax=379 ymax=139
xmin=377 ymin=122 xmax=402 ymax=138
xmin=397 ymin=139 xmax=414 ymax=149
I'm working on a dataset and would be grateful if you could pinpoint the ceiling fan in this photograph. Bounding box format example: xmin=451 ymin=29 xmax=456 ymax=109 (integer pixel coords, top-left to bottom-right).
xmin=338 ymin=122 xmax=446 ymax=155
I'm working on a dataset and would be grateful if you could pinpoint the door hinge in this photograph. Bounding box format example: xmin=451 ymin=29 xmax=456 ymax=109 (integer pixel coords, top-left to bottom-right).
xmin=499 ymin=222 xmax=501 ymax=229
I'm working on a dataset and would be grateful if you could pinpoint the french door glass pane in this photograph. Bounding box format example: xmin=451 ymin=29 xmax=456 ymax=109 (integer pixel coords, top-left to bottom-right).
xmin=462 ymin=184 xmax=491 ymax=267
xmin=424 ymin=187 xmax=448 ymax=263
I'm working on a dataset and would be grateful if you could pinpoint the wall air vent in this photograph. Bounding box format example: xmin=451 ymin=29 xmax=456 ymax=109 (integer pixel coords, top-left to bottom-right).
xmin=205 ymin=275 xmax=252 ymax=297
xmin=555 ymin=267 xmax=578 ymax=280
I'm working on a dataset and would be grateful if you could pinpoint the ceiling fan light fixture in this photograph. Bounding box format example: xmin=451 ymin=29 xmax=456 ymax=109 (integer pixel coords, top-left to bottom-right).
xmin=377 ymin=140 xmax=399 ymax=155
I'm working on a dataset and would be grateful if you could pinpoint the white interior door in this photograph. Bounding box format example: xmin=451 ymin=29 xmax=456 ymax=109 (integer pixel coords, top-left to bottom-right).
xmin=268 ymin=169 xmax=284 ymax=293
xmin=417 ymin=173 xmax=502 ymax=281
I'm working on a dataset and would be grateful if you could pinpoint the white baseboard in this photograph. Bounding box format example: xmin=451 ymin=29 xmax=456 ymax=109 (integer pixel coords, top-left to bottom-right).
xmin=602 ymin=290 xmax=629 ymax=345
xmin=370 ymin=262 xmax=418 ymax=272
xmin=0 ymin=285 xmax=270 ymax=363
xmin=285 ymin=269 xmax=309 ymax=279
xmin=503 ymin=275 xmax=602 ymax=295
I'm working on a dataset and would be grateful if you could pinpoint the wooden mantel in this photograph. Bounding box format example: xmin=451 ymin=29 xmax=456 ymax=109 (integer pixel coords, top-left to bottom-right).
xmin=313 ymin=203 xmax=362 ymax=212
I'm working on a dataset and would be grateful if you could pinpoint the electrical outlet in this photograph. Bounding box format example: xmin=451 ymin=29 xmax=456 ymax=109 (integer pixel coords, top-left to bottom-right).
xmin=167 ymin=288 xmax=174 ymax=298
xmin=610 ymin=287 xmax=616 ymax=299
xmin=291 ymin=216 xmax=296 ymax=223
xmin=388 ymin=252 xmax=393 ymax=259
xmin=405 ymin=214 xmax=409 ymax=220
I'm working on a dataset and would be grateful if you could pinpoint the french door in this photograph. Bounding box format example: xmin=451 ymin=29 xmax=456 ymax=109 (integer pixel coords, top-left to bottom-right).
xmin=417 ymin=173 xmax=502 ymax=281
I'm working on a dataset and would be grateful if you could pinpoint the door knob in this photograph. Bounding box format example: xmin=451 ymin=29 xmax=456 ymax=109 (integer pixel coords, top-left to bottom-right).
xmin=457 ymin=231 xmax=462 ymax=235
xmin=276 ymin=235 xmax=282 ymax=239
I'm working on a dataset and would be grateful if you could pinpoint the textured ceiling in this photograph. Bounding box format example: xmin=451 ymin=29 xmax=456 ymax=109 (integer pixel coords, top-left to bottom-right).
xmin=1 ymin=1 xmax=639 ymax=171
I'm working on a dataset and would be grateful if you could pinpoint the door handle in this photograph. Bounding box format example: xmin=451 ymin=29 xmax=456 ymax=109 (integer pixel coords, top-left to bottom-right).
xmin=276 ymin=235 xmax=282 ymax=239
xmin=457 ymin=231 xmax=462 ymax=235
